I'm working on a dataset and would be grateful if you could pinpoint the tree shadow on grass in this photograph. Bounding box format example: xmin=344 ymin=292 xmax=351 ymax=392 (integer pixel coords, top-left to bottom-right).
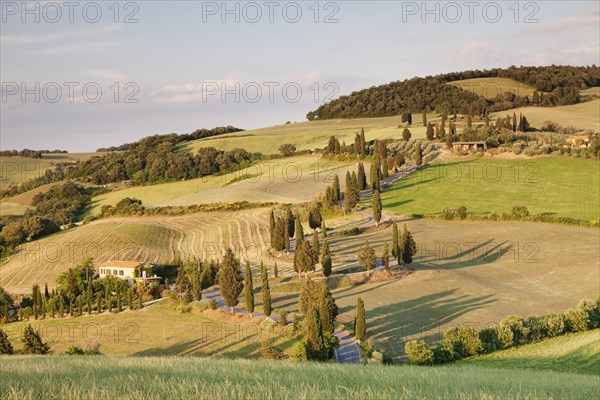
xmin=415 ymin=240 xmax=514 ymax=270
xmin=363 ymin=289 xmax=496 ymax=358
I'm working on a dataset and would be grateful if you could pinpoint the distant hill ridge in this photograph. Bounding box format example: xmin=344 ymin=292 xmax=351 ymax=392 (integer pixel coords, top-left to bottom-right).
xmin=307 ymin=65 xmax=600 ymax=120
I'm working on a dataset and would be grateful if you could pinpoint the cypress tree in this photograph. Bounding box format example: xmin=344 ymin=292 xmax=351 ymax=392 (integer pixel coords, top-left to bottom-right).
xmin=0 ymin=329 xmax=14 ymax=354
xmin=41 ymin=299 xmax=46 ymax=319
xmin=117 ymin=290 xmax=122 ymax=313
xmin=402 ymin=128 xmax=411 ymax=141
xmin=359 ymin=127 xmax=366 ymax=157
xmin=415 ymin=142 xmax=422 ymax=167
xmin=312 ymin=231 xmax=320 ymax=263
xmin=401 ymin=224 xmax=417 ymax=265
xmin=244 ymin=261 xmax=254 ymax=315
xmin=128 ymin=290 xmax=133 ymax=309
xmin=358 ymin=241 xmax=377 ymax=272
xmin=308 ymin=205 xmax=322 ymax=231
xmin=97 ymin=294 xmax=102 ymax=314
xmin=59 ymin=301 xmax=64 ymax=318
xmin=321 ymin=240 xmax=332 ymax=278
xmin=108 ymin=296 xmax=113 ymax=313
xmin=422 ymin=109 xmax=427 ymax=127
xmin=218 ymin=248 xmax=244 ymax=313
xmin=446 ymin=128 xmax=454 ymax=149
xmin=381 ymin=157 xmax=389 ymax=178
xmin=286 ymin=208 xmax=295 ymax=238
xmin=355 ymin=297 xmax=366 ymax=341
xmin=87 ymin=280 xmax=93 ymax=314
xmin=294 ymin=213 xmax=304 ymax=242
xmin=138 ymin=293 xmax=143 ymax=309
xmin=269 ymin=210 xmax=276 ymax=248
xmin=304 ymin=306 xmax=325 ymax=361
xmin=512 ymin=112 xmax=517 ymax=132
xmin=382 ymin=242 xmax=390 ymax=271
xmin=332 ymin=175 xmax=340 ymax=202
xmin=50 ymin=300 xmax=55 ymax=318
xmin=321 ymin=220 xmax=327 ymax=237
xmin=44 ymin=283 xmax=49 ymax=299
xmin=373 ymin=189 xmax=382 ymax=226
xmin=273 ymin=262 xmax=278 ymax=279
xmin=319 ymin=283 xmax=338 ymax=333
xmin=284 ymin=225 xmax=290 ymax=252
xmin=357 ymin=163 xmax=367 ymax=191
xmin=260 ymin=262 xmax=272 ymax=317
xmin=69 ymin=300 xmax=74 ymax=317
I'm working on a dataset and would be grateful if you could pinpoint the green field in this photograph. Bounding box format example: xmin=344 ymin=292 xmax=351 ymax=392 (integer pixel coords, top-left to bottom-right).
xmin=492 ymin=99 xmax=600 ymax=132
xmin=0 ymin=157 xmax=54 ymax=189
xmin=180 ymin=116 xmax=429 ymax=155
xmin=2 ymin=302 xmax=296 ymax=358
xmin=86 ymin=155 xmax=357 ymax=215
xmin=372 ymin=157 xmax=599 ymax=221
xmin=462 ymin=329 xmax=600 ymax=375
xmin=269 ymin=218 xmax=599 ymax=358
xmin=1 ymin=355 xmax=597 ymax=399
xmin=449 ymin=77 xmax=536 ymax=99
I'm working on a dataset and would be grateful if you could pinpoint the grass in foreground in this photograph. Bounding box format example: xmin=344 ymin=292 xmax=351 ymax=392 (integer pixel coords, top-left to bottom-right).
xmin=374 ymin=157 xmax=599 ymax=221
xmin=1 ymin=355 xmax=598 ymax=400
xmin=462 ymin=329 xmax=600 ymax=375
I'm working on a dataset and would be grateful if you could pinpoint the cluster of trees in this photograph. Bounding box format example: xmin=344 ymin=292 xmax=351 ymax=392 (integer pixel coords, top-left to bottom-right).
xmin=405 ymin=297 xmax=600 ymax=366
xmin=96 ymin=126 xmax=244 ymax=152
xmin=0 ymin=149 xmax=65 ymax=158
xmin=298 ymin=279 xmax=339 ymax=360
xmin=0 ymin=182 xmax=91 ymax=256
xmin=356 ymin=223 xmax=416 ymax=273
xmin=307 ymin=66 xmax=599 ymax=120
xmin=1 ymin=258 xmax=155 ymax=325
xmin=173 ymin=258 xmax=220 ymax=302
xmin=0 ymin=164 xmax=70 ymax=199
xmin=0 ymin=325 xmax=50 ymax=355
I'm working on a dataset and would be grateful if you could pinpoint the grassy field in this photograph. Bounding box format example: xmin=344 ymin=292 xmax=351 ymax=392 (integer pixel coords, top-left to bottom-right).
xmin=448 ymin=77 xmax=536 ymax=99
xmin=462 ymin=329 xmax=600 ymax=375
xmin=371 ymin=157 xmax=599 ymax=221
xmin=492 ymin=99 xmax=600 ymax=132
xmin=1 ymin=355 xmax=597 ymax=399
xmin=180 ymin=116 xmax=429 ymax=155
xmin=2 ymin=302 xmax=296 ymax=358
xmin=0 ymin=208 xmax=273 ymax=294
xmin=270 ymin=218 xmax=600 ymax=358
xmin=86 ymin=155 xmax=357 ymax=215
xmin=0 ymin=157 xmax=54 ymax=189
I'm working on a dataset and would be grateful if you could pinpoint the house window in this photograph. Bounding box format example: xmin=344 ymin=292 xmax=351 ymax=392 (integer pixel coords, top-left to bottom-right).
xmin=119 ymin=270 xmax=124 ymax=276
xmin=113 ymin=270 xmax=117 ymax=275
xmin=101 ymin=269 xmax=105 ymax=274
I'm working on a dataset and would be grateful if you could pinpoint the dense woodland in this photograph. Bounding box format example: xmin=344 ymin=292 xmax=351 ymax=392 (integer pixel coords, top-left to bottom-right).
xmin=307 ymin=65 xmax=600 ymax=120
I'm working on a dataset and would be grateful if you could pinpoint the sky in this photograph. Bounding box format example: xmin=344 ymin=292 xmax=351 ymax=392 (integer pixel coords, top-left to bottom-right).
xmin=1 ymin=0 xmax=599 ymax=151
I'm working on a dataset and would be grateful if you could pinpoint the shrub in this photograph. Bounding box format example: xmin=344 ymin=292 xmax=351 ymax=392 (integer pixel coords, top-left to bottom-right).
xmin=278 ymin=310 xmax=288 ymax=327
xmin=479 ymin=327 xmax=501 ymax=353
xmin=287 ymin=341 xmax=307 ymax=361
xmin=22 ymin=325 xmax=50 ymax=354
xmin=260 ymin=339 xmax=287 ymax=360
xmin=443 ymin=326 xmax=483 ymax=358
xmin=498 ymin=316 xmax=529 ymax=346
xmin=456 ymin=206 xmax=467 ymax=220
xmin=564 ymin=309 xmax=589 ymax=332
xmin=65 ymin=345 xmax=85 ymax=355
xmin=576 ymin=298 xmax=600 ymax=329
xmin=511 ymin=205 xmax=529 ymax=219
xmin=405 ymin=340 xmax=434 ymax=365
xmin=432 ymin=340 xmax=455 ymax=364
xmin=0 ymin=329 xmax=14 ymax=354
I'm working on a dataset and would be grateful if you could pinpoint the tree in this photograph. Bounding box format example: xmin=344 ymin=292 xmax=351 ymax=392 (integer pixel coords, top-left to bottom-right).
xmin=422 ymin=109 xmax=427 ymax=127
xmin=0 ymin=329 xmax=13 ymax=354
xmin=96 ymin=294 xmax=102 ymax=314
xmin=244 ymin=261 xmax=254 ymax=315
xmin=357 ymin=163 xmax=367 ymax=191
xmin=319 ymin=283 xmax=338 ymax=333
xmin=332 ymin=175 xmax=340 ymax=202
xmin=260 ymin=262 xmax=272 ymax=317
xmin=358 ymin=241 xmax=376 ymax=272
xmin=321 ymin=240 xmax=332 ymax=277
xmin=117 ymin=290 xmax=122 ymax=313
xmin=402 ymin=128 xmax=412 ymax=141
xmin=414 ymin=141 xmax=422 ymax=167
xmin=286 ymin=208 xmax=295 ymax=238
xmin=175 ymin=261 xmax=190 ymax=293
xmin=370 ymin=158 xmax=381 ymax=190
xmin=382 ymin=242 xmax=390 ymax=271
xmin=44 ymin=283 xmax=49 ymax=299
xmin=295 ymin=239 xmax=316 ymax=277
xmin=391 ymin=222 xmax=400 ymax=260
xmin=359 ymin=128 xmax=366 ymax=157
xmin=401 ymin=224 xmax=417 ymax=264
xmin=321 ymin=220 xmax=327 ymax=237
xmin=22 ymin=325 xmax=49 ymax=354
xmin=273 ymin=262 xmax=278 ymax=279
xmin=372 ymin=189 xmax=382 ymax=226
xmin=218 ymin=248 xmax=244 ymax=313
xmin=269 ymin=210 xmax=276 ymax=247
xmin=279 ymin=143 xmax=296 ymax=157
xmin=344 ymin=171 xmax=359 ymax=211
xmin=512 ymin=112 xmax=517 ymax=132
xmin=426 ymin=123 xmax=434 ymax=140
xmin=294 ymin=213 xmax=304 ymax=242
xmin=311 ymin=231 xmax=320 ymax=263
xmin=355 ymin=297 xmax=366 ymax=341
xmin=308 ymin=205 xmax=322 ymax=231
xmin=304 ymin=306 xmax=325 ymax=361
xmin=446 ymin=129 xmax=454 ymax=149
